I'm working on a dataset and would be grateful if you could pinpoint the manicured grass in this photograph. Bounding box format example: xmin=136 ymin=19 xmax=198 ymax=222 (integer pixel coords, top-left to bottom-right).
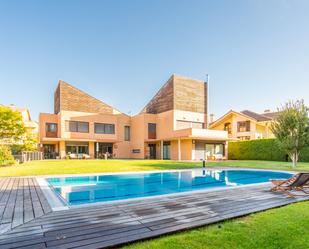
xmin=1 ymin=159 xmax=309 ymax=176
xmin=122 ymin=201 xmax=309 ymax=249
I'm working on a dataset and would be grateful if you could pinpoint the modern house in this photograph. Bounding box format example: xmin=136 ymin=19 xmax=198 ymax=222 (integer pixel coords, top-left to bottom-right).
xmin=209 ymin=109 xmax=280 ymax=140
xmin=39 ymin=75 xmax=228 ymax=160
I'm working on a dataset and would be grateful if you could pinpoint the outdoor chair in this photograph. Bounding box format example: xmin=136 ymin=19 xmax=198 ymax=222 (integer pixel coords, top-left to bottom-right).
xmin=69 ymin=153 xmax=77 ymax=159
xmin=270 ymin=173 xmax=309 ymax=197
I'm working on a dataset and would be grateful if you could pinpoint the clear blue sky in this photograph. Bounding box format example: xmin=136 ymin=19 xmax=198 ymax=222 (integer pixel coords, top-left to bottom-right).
xmin=1 ymin=0 xmax=309 ymax=121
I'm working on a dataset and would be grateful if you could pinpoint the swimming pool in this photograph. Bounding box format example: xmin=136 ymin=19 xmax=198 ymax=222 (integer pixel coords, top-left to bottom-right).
xmin=46 ymin=169 xmax=292 ymax=206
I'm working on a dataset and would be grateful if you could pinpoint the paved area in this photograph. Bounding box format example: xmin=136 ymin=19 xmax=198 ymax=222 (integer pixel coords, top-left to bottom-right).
xmin=0 ymin=177 xmax=307 ymax=249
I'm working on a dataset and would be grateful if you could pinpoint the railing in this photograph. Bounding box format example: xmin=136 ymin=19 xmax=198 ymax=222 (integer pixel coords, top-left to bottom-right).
xmin=46 ymin=131 xmax=58 ymax=138
xmin=13 ymin=151 xmax=44 ymax=163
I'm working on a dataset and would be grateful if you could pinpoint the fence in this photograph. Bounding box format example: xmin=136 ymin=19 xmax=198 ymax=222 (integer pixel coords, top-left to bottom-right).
xmin=13 ymin=151 xmax=44 ymax=163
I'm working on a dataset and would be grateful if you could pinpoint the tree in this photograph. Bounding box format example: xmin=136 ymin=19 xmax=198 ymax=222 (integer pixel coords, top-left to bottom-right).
xmin=271 ymin=100 xmax=309 ymax=168
xmin=0 ymin=106 xmax=25 ymax=144
xmin=11 ymin=132 xmax=38 ymax=153
xmin=0 ymin=145 xmax=15 ymax=166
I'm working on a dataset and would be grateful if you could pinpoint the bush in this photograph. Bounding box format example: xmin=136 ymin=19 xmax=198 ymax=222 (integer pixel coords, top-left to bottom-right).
xmin=0 ymin=145 xmax=15 ymax=166
xmin=228 ymin=139 xmax=286 ymax=161
xmin=299 ymin=147 xmax=309 ymax=162
xmin=228 ymin=139 xmax=309 ymax=162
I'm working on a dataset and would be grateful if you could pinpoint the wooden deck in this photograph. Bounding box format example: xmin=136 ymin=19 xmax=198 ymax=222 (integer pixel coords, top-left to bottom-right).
xmin=0 ymin=177 xmax=307 ymax=249
xmin=0 ymin=178 xmax=52 ymax=234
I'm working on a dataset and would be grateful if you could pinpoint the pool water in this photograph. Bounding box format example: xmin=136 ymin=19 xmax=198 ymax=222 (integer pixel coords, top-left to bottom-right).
xmin=46 ymin=169 xmax=292 ymax=205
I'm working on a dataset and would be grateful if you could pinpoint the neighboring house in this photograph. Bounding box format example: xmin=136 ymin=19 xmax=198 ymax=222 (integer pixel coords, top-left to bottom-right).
xmin=209 ymin=109 xmax=280 ymax=140
xmin=7 ymin=105 xmax=39 ymax=135
xmin=39 ymin=75 xmax=228 ymax=160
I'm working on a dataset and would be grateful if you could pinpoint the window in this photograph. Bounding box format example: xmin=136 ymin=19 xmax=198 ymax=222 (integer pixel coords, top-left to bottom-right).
xmin=237 ymin=136 xmax=251 ymax=141
xmin=124 ymin=126 xmax=130 ymax=141
xmin=205 ymin=144 xmax=224 ymax=157
xmin=237 ymin=121 xmax=250 ymax=132
xmin=45 ymin=123 xmax=57 ymax=137
xmin=224 ymin=122 xmax=232 ymax=134
xmin=176 ymin=120 xmax=204 ymax=130
xmin=65 ymin=142 xmax=89 ymax=154
xmin=94 ymin=123 xmax=115 ymax=134
xmin=46 ymin=123 xmax=57 ymax=132
xmin=65 ymin=121 xmax=89 ymax=133
xmin=148 ymin=123 xmax=156 ymax=139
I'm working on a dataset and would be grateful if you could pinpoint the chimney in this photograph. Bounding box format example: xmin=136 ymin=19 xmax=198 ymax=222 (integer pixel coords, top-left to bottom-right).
xmin=209 ymin=114 xmax=215 ymax=123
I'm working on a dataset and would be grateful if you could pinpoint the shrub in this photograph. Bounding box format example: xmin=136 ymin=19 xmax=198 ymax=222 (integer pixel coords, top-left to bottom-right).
xmin=228 ymin=139 xmax=309 ymax=162
xmin=0 ymin=145 xmax=15 ymax=166
xmin=228 ymin=139 xmax=287 ymax=161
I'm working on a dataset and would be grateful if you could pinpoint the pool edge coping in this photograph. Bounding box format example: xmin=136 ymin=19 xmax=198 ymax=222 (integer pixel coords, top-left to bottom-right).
xmin=36 ymin=167 xmax=295 ymax=211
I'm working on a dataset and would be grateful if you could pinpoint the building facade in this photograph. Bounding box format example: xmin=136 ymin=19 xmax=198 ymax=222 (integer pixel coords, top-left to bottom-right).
xmin=7 ymin=105 xmax=39 ymax=135
xmin=39 ymin=75 xmax=228 ymax=160
xmin=209 ymin=110 xmax=279 ymax=141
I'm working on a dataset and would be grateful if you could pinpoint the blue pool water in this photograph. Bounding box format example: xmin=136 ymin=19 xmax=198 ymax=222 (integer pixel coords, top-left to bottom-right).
xmin=46 ymin=169 xmax=292 ymax=205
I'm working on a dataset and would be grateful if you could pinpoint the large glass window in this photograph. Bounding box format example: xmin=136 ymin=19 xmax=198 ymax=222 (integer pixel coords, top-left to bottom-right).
xmin=65 ymin=121 xmax=89 ymax=133
xmin=205 ymin=144 xmax=224 ymax=157
xmin=94 ymin=123 xmax=115 ymax=134
xmin=45 ymin=123 xmax=57 ymax=137
xmin=65 ymin=142 xmax=89 ymax=155
xmin=237 ymin=121 xmax=250 ymax=132
xmin=148 ymin=123 xmax=156 ymax=139
xmin=124 ymin=126 xmax=130 ymax=141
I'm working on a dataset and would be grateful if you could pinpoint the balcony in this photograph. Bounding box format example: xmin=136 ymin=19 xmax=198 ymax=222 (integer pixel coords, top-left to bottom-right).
xmin=172 ymin=128 xmax=229 ymax=141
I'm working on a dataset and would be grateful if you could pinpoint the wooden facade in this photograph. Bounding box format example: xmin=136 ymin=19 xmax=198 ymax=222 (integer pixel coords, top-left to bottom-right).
xmin=54 ymin=81 xmax=115 ymax=115
xmin=142 ymin=75 xmax=208 ymax=115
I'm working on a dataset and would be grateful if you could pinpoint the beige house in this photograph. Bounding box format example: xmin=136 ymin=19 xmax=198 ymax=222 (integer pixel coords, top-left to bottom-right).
xmin=209 ymin=110 xmax=280 ymax=140
xmin=7 ymin=105 xmax=39 ymax=134
xmin=39 ymin=75 xmax=228 ymax=160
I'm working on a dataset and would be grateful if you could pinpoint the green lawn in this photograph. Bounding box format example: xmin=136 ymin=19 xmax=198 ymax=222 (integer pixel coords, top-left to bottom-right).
xmin=123 ymin=201 xmax=309 ymax=249
xmin=1 ymin=159 xmax=309 ymax=177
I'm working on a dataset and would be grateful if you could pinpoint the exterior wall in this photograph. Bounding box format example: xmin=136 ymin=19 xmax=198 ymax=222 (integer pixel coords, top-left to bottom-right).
xmin=54 ymin=81 xmax=118 ymax=115
xmin=59 ymin=141 xmax=65 ymax=158
xmin=173 ymin=75 xmax=207 ymax=115
xmin=39 ymin=75 xmax=228 ymax=160
xmin=142 ymin=75 xmax=207 ymax=117
xmin=170 ymin=140 xmax=178 ymax=160
xmin=142 ymin=76 xmax=174 ymax=114
xmin=210 ymin=112 xmax=274 ymax=140
xmin=173 ymin=110 xmax=206 ymax=130
xmin=39 ymin=113 xmax=60 ymax=140
xmin=40 ymin=110 xmax=131 ymax=159
xmin=130 ymin=114 xmax=146 ymax=159
xmin=180 ymin=139 xmax=192 ymax=160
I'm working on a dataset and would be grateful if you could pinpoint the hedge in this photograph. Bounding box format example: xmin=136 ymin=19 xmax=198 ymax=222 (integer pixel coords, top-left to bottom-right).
xmin=228 ymin=139 xmax=309 ymax=162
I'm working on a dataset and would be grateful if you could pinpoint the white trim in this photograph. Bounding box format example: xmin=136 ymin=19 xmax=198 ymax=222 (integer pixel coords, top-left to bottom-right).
xmin=37 ymin=168 xmax=294 ymax=211
xmin=36 ymin=177 xmax=69 ymax=211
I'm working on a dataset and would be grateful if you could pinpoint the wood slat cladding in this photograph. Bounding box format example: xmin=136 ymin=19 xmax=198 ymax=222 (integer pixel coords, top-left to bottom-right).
xmin=143 ymin=76 xmax=174 ymax=114
xmin=54 ymin=80 xmax=114 ymax=114
xmin=174 ymin=76 xmax=207 ymax=114
xmin=142 ymin=75 xmax=207 ymax=114
xmin=54 ymin=84 xmax=60 ymax=114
